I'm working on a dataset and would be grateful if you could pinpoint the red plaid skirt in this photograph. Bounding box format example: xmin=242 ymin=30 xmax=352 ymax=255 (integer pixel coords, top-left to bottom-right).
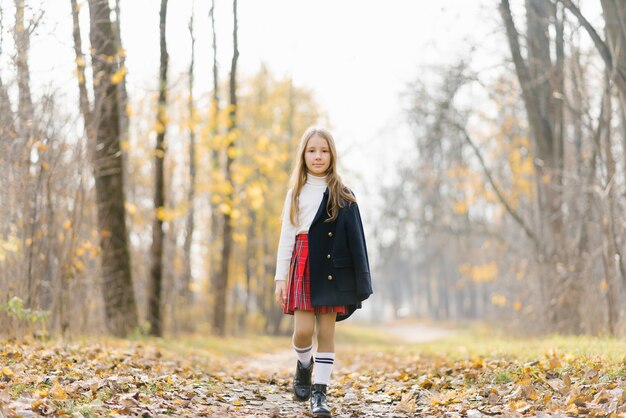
xmin=283 ymin=233 xmax=348 ymax=315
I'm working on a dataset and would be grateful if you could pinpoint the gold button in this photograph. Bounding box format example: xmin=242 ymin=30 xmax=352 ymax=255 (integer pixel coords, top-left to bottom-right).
xmin=328 ymin=232 xmax=333 ymax=237
xmin=327 ymin=275 xmax=333 ymax=280
xmin=327 ymin=254 xmax=331 ymax=259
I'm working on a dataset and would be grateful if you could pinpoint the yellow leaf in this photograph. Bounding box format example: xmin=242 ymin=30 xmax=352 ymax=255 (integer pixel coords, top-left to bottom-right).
xmin=490 ymin=293 xmax=507 ymax=307
xmin=157 ymin=207 xmax=175 ymax=222
xmin=2 ymin=367 xmax=13 ymax=377
xmin=110 ymin=66 xmax=127 ymax=85
xmin=219 ymin=203 xmax=231 ymax=215
xmin=63 ymin=220 xmax=72 ymax=230
xmin=75 ymin=56 xmax=85 ymax=67
xmin=125 ymin=202 xmax=136 ymax=215
xmin=50 ymin=383 xmax=68 ymax=400
xmin=453 ymin=200 xmax=468 ymax=214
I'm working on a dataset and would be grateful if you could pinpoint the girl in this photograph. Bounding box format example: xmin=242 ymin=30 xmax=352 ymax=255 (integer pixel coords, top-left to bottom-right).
xmin=274 ymin=127 xmax=373 ymax=418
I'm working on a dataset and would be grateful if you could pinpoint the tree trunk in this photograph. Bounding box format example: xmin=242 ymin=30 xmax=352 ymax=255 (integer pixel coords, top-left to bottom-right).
xmin=208 ymin=0 xmax=222 ymax=327
xmin=600 ymin=0 xmax=626 ymax=113
xmin=500 ymin=0 xmax=580 ymax=333
xmin=88 ymin=0 xmax=138 ymax=337
xmin=212 ymin=0 xmax=238 ymax=336
xmin=148 ymin=0 xmax=169 ymax=337
xmin=180 ymin=2 xmax=197 ymax=333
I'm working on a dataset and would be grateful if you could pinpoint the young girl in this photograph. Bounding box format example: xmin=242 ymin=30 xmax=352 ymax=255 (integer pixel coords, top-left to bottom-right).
xmin=274 ymin=126 xmax=373 ymax=417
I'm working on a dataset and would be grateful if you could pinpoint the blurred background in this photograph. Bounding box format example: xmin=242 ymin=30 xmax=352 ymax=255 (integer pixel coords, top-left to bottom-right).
xmin=1 ymin=0 xmax=624 ymax=339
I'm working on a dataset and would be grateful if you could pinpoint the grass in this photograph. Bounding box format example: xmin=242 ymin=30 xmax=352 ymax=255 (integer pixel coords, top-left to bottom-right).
xmin=410 ymin=325 xmax=626 ymax=365
xmin=24 ymin=320 xmax=626 ymax=368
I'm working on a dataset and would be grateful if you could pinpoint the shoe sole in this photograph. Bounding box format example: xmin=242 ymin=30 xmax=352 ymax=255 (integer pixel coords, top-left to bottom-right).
xmin=293 ymin=393 xmax=310 ymax=401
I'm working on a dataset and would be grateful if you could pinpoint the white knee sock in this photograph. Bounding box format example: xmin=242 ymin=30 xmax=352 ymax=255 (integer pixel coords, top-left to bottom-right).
xmin=293 ymin=339 xmax=313 ymax=367
xmin=313 ymin=352 xmax=335 ymax=385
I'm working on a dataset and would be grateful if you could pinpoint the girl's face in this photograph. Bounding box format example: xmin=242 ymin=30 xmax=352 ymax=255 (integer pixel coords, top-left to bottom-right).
xmin=304 ymin=134 xmax=331 ymax=176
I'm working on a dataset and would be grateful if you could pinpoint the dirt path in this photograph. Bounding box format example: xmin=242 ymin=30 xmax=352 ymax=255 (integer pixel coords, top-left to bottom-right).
xmin=223 ymin=322 xmax=456 ymax=417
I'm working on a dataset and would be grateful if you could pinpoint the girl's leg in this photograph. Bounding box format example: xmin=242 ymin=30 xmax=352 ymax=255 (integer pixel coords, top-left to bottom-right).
xmin=313 ymin=311 xmax=337 ymax=385
xmin=293 ymin=309 xmax=315 ymax=347
xmin=310 ymin=311 xmax=336 ymax=416
xmin=292 ymin=309 xmax=316 ymax=402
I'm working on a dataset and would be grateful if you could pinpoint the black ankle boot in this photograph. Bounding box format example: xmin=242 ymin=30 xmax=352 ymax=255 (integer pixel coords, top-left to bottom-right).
xmin=310 ymin=383 xmax=332 ymax=417
xmin=293 ymin=357 xmax=314 ymax=401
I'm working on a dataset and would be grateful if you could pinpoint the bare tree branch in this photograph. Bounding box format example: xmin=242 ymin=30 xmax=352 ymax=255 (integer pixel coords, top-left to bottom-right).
xmin=456 ymin=122 xmax=539 ymax=247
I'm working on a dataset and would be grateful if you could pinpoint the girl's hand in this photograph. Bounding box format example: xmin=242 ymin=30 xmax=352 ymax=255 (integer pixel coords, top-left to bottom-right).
xmin=275 ymin=280 xmax=286 ymax=307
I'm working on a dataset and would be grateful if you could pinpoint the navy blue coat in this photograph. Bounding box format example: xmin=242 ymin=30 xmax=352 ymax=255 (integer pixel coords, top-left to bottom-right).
xmin=308 ymin=188 xmax=373 ymax=321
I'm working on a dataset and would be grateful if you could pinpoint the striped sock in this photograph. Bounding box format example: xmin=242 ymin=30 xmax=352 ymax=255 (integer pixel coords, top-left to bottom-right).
xmin=313 ymin=352 xmax=335 ymax=385
xmin=293 ymin=340 xmax=313 ymax=368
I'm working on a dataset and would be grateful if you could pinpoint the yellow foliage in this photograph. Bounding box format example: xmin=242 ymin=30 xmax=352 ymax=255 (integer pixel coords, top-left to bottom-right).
xmin=247 ymin=184 xmax=264 ymax=210
xmin=453 ymin=200 xmax=468 ymax=215
xmin=459 ymin=262 xmax=498 ymax=283
xmin=110 ymin=66 xmax=127 ymax=85
xmin=490 ymin=293 xmax=508 ymax=307
xmin=157 ymin=206 xmax=182 ymax=222
xmin=154 ymin=121 xmax=166 ymax=135
xmin=120 ymin=140 xmax=130 ymax=151
xmin=233 ymin=232 xmax=247 ymax=244
xmin=0 ymin=235 xmax=21 ymax=260
xmin=219 ymin=203 xmax=231 ymax=215
xmin=125 ymin=202 xmax=137 ymax=215
xmin=256 ymin=135 xmax=269 ymax=151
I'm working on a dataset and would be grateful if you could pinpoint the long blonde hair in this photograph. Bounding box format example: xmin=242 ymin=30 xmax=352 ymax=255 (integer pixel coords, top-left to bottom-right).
xmin=288 ymin=126 xmax=356 ymax=225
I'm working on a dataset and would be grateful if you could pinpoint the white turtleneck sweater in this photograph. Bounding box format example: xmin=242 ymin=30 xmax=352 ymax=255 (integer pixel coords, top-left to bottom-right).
xmin=274 ymin=173 xmax=328 ymax=281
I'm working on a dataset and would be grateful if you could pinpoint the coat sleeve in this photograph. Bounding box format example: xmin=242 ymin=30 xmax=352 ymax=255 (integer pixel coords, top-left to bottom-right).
xmin=346 ymin=200 xmax=373 ymax=300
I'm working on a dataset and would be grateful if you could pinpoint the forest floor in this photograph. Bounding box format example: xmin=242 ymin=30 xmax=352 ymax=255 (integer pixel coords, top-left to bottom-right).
xmin=1 ymin=320 xmax=626 ymax=417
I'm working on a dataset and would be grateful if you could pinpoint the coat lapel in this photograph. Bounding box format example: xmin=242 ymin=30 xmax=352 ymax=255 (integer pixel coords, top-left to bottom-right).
xmin=310 ymin=187 xmax=329 ymax=227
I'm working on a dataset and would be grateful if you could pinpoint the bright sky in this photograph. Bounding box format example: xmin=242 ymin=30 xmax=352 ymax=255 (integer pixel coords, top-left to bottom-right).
xmin=1 ymin=0 xmax=499 ymax=201
xmin=1 ymin=0 xmax=606 ymax=197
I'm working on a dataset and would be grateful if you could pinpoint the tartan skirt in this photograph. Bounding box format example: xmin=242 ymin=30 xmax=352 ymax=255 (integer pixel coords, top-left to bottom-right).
xmin=283 ymin=233 xmax=348 ymax=315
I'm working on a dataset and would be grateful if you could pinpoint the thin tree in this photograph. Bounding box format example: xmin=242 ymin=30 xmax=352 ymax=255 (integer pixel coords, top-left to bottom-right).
xmin=213 ymin=0 xmax=238 ymax=336
xmin=208 ymin=0 xmax=222 ymax=321
xmin=148 ymin=0 xmax=169 ymax=337
xmin=180 ymin=0 xmax=197 ymax=331
xmin=87 ymin=0 xmax=138 ymax=337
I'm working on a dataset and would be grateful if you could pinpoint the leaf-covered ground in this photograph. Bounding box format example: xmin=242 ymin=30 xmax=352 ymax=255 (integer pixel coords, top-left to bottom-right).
xmin=1 ymin=322 xmax=626 ymax=417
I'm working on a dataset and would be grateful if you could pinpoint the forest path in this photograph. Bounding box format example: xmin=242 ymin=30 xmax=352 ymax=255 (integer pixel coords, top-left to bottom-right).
xmin=224 ymin=321 xmax=457 ymax=417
